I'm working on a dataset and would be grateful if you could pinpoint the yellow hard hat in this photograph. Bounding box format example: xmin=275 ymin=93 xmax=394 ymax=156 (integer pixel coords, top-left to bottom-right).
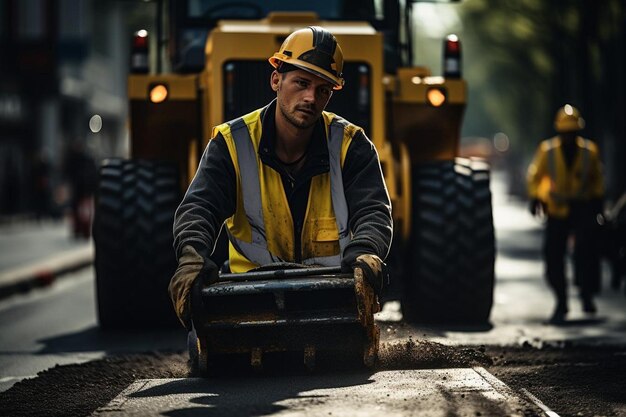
xmin=554 ymin=104 xmax=585 ymax=133
xmin=269 ymin=26 xmax=345 ymax=90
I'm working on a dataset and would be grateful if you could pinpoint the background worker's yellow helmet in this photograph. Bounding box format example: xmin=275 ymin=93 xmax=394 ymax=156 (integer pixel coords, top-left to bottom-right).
xmin=554 ymin=104 xmax=585 ymax=133
xmin=269 ymin=26 xmax=345 ymax=90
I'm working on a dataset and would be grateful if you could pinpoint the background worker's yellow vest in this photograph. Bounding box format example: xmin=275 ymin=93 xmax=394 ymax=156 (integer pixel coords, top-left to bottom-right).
xmin=213 ymin=106 xmax=361 ymax=272
xmin=527 ymin=136 xmax=604 ymax=218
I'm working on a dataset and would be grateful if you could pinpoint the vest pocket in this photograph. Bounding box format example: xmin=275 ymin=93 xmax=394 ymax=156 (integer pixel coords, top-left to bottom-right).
xmin=309 ymin=217 xmax=340 ymax=257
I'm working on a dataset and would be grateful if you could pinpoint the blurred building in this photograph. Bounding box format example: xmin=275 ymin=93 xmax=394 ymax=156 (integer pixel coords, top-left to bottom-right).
xmin=0 ymin=0 xmax=130 ymax=216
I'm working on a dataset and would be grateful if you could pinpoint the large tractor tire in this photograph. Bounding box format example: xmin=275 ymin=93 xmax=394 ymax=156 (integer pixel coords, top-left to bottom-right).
xmin=402 ymin=158 xmax=495 ymax=325
xmin=93 ymin=159 xmax=180 ymax=329
xmin=454 ymin=158 xmax=495 ymax=323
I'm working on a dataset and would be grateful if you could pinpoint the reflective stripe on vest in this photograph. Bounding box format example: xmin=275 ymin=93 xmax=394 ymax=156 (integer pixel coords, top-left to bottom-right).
xmin=227 ymin=115 xmax=350 ymax=267
xmin=547 ymin=137 xmax=590 ymax=201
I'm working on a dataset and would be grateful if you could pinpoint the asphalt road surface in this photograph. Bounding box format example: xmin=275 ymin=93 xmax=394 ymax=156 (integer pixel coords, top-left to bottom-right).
xmin=0 ymin=267 xmax=187 ymax=393
xmin=0 ymin=171 xmax=625 ymax=416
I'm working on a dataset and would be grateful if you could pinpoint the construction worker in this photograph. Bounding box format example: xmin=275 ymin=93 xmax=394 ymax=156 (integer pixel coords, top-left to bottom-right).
xmin=527 ymin=104 xmax=605 ymax=324
xmin=169 ymin=27 xmax=393 ymax=329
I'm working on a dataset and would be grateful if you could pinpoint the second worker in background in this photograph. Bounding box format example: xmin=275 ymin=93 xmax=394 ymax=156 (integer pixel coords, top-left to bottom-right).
xmin=527 ymin=104 xmax=605 ymax=324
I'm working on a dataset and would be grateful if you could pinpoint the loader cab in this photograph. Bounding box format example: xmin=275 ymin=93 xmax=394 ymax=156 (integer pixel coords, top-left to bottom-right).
xmin=169 ymin=0 xmax=383 ymax=73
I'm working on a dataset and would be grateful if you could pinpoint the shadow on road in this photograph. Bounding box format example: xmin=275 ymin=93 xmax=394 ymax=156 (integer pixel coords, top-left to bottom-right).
xmin=36 ymin=325 xmax=187 ymax=354
xmin=127 ymin=373 xmax=374 ymax=417
xmin=550 ymin=317 xmax=608 ymax=326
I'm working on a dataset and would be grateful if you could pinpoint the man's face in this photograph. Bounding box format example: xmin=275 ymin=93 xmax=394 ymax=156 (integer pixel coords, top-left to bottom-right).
xmin=271 ymin=68 xmax=334 ymax=129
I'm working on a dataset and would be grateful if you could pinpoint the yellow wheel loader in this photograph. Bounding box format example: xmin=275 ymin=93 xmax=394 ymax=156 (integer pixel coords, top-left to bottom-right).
xmin=93 ymin=0 xmax=495 ymax=367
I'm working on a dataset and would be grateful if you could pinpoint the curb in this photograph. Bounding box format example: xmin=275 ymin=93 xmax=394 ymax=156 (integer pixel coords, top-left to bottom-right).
xmin=0 ymin=245 xmax=94 ymax=300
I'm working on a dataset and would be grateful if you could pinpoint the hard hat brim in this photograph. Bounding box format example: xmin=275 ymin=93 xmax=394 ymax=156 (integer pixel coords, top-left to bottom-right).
xmin=269 ymin=56 xmax=344 ymax=90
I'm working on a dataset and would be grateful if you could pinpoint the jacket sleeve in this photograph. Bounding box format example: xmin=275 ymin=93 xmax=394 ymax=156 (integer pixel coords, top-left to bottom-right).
xmin=527 ymin=141 xmax=548 ymax=200
xmin=341 ymin=130 xmax=393 ymax=264
xmin=173 ymin=133 xmax=237 ymax=260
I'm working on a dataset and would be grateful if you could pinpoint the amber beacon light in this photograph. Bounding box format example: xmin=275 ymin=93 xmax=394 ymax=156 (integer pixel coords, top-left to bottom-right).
xmin=149 ymin=84 xmax=168 ymax=103
xmin=427 ymin=87 xmax=447 ymax=107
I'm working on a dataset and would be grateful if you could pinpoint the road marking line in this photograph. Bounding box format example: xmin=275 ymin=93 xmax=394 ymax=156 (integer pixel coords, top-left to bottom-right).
xmin=478 ymin=368 xmax=561 ymax=417
xmin=0 ymin=375 xmax=37 ymax=383
xmin=521 ymin=388 xmax=560 ymax=417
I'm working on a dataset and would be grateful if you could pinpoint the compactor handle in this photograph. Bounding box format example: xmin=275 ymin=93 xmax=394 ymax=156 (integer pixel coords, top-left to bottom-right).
xmin=217 ymin=266 xmax=344 ymax=283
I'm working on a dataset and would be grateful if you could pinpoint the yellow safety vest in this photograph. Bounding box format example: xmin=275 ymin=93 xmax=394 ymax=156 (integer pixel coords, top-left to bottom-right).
xmin=527 ymin=136 xmax=604 ymax=218
xmin=213 ymin=105 xmax=361 ymax=273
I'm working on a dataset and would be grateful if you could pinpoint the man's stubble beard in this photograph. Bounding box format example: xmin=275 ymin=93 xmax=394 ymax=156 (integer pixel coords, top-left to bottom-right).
xmin=278 ymin=100 xmax=317 ymax=130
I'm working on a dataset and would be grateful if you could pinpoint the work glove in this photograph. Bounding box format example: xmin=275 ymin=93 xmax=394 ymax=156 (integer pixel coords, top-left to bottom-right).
xmin=168 ymin=245 xmax=218 ymax=330
xmin=529 ymin=198 xmax=546 ymax=217
xmin=342 ymin=252 xmax=388 ymax=295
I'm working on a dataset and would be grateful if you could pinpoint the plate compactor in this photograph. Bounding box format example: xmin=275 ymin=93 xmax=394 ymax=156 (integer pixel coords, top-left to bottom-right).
xmin=188 ymin=265 xmax=380 ymax=373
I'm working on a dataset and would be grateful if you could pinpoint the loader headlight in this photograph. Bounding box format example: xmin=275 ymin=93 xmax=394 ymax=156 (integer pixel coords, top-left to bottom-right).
xmin=426 ymin=87 xmax=446 ymax=107
xmin=149 ymin=84 xmax=168 ymax=103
